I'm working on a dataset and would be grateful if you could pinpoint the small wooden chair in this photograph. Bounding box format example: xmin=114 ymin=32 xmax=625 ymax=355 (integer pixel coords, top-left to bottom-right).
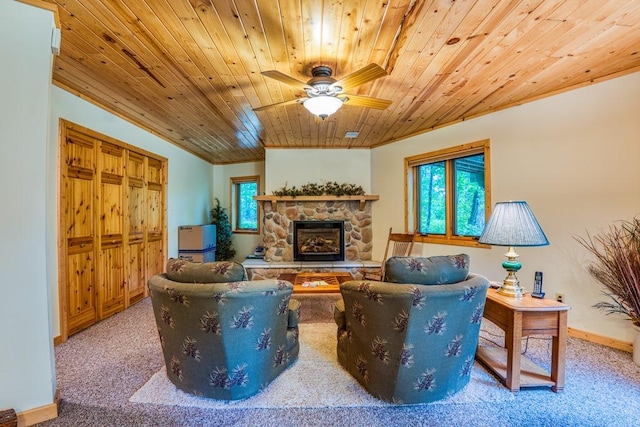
xmin=364 ymin=227 xmax=418 ymax=281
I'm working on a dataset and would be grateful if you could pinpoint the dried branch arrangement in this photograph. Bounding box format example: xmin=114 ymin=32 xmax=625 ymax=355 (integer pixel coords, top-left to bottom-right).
xmin=575 ymin=217 xmax=640 ymax=327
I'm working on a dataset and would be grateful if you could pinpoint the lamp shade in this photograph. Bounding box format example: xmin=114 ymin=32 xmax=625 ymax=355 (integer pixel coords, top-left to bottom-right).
xmin=478 ymin=201 xmax=549 ymax=247
xmin=303 ymin=95 xmax=343 ymax=118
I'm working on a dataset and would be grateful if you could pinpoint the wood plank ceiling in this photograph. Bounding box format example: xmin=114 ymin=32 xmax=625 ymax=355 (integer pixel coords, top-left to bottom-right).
xmin=50 ymin=0 xmax=640 ymax=164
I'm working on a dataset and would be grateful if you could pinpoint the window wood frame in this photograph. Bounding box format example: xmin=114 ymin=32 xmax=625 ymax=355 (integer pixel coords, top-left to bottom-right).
xmin=230 ymin=175 xmax=260 ymax=235
xmin=404 ymin=139 xmax=491 ymax=248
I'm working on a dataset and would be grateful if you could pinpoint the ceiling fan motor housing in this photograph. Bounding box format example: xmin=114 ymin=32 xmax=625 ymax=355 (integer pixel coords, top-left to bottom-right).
xmin=311 ymin=65 xmax=332 ymax=77
xmin=307 ymin=66 xmax=341 ymax=96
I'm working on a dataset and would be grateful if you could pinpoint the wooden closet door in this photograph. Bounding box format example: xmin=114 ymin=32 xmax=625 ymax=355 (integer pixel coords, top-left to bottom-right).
xmin=126 ymin=152 xmax=146 ymax=305
xmin=146 ymin=158 xmax=165 ymax=278
xmin=59 ymin=120 xmax=167 ymax=340
xmin=97 ymin=142 xmax=125 ymax=319
xmin=64 ymin=131 xmax=97 ymax=336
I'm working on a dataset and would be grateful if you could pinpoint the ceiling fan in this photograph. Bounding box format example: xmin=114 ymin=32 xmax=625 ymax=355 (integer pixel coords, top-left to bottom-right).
xmin=253 ymin=63 xmax=392 ymax=120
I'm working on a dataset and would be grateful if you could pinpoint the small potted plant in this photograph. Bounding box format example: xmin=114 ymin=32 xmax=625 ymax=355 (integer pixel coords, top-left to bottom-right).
xmin=575 ymin=217 xmax=640 ymax=365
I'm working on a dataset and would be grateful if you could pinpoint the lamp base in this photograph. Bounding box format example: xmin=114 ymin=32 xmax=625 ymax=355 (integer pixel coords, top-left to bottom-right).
xmin=497 ymin=277 xmax=524 ymax=298
xmin=498 ymin=247 xmax=525 ymax=298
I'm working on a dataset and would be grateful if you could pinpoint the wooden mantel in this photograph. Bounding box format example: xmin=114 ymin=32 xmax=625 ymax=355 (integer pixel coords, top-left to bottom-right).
xmin=254 ymin=195 xmax=379 ymax=210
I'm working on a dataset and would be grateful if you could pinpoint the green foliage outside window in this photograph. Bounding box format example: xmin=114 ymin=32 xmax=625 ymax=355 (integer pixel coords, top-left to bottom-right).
xmin=417 ymin=153 xmax=485 ymax=238
xmin=454 ymin=156 xmax=486 ymax=237
xmin=237 ymin=181 xmax=258 ymax=230
xmin=417 ymin=162 xmax=446 ymax=234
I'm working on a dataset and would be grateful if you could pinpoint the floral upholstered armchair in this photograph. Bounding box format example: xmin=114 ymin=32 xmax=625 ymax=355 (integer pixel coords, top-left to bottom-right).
xmin=334 ymin=254 xmax=489 ymax=404
xmin=148 ymin=258 xmax=300 ymax=400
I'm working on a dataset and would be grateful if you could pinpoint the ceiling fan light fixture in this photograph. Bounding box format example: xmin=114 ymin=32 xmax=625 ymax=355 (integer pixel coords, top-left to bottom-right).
xmin=303 ymin=96 xmax=343 ymax=119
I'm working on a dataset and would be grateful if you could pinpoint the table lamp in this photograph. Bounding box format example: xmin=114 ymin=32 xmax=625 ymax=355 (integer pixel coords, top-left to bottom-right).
xmin=478 ymin=201 xmax=549 ymax=298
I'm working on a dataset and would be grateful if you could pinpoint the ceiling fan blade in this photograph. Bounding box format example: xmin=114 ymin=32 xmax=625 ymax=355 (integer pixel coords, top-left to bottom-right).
xmin=331 ymin=63 xmax=388 ymax=92
xmin=261 ymin=70 xmax=311 ymax=90
xmin=342 ymin=94 xmax=392 ymax=110
xmin=253 ymin=98 xmax=304 ymax=112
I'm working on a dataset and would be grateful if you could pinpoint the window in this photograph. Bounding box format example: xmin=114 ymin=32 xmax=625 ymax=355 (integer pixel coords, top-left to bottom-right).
xmin=231 ymin=176 xmax=260 ymax=234
xmin=405 ymin=140 xmax=490 ymax=247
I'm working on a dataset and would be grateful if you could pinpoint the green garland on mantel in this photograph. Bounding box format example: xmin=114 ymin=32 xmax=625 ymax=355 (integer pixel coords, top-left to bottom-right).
xmin=272 ymin=181 xmax=365 ymax=197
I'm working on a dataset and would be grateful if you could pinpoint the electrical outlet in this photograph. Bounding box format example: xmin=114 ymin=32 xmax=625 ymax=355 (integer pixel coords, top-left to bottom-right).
xmin=555 ymin=293 xmax=565 ymax=303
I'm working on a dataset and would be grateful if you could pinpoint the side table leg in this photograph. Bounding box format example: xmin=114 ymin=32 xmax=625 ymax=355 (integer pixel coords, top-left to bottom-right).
xmin=505 ymin=311 xmax=523 ymax=392
xmin=551 ymin=311 xmax=568 ymax=392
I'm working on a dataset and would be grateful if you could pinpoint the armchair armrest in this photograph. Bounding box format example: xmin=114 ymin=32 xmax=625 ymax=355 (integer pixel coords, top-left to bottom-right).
xmin=288 ymin=298 xmax=301 ymax=327
xmin=333 ymin=299 xmax=346 ymax=329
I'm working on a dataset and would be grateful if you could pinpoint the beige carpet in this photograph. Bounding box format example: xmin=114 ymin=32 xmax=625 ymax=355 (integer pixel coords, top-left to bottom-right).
xmin=130 ymin=322 xmax=514 ymax=409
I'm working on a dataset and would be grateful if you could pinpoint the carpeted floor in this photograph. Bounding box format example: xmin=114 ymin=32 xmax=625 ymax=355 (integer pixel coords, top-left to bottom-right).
xmin=129 ymin=322 xmax=514 ymax=409
xmin=39 ymin=297 xmax=640 ymax=427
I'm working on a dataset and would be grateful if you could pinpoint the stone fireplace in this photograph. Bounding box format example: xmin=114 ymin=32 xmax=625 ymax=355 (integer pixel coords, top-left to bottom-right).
xmin=261 ymin=198 xmax=374 ymax=262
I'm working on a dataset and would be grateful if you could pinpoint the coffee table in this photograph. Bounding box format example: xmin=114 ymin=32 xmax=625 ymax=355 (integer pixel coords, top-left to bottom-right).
xmin=476 ymin=288 xmax=570 ymax=392
xmin=278 ymin=272 xmax=353 ymax=294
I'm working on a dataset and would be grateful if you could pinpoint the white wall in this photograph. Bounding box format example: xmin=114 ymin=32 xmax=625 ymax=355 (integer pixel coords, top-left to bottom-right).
xmin=264 ymin=148 xmax=371 ymax=193
xmin=213 ymin=161 xmax=265 ymax=261
xmin=372 ymin=72 xmax=640 ymax=342
xmin=0 ymin=1 xmax=56 ymax=413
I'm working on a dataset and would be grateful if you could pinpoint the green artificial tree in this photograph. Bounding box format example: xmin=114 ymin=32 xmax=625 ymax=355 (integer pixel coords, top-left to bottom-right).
xmin=210 ymin=197 xmax=236 ymax=261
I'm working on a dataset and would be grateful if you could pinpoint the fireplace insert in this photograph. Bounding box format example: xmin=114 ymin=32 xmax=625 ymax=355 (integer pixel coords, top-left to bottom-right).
xmin=293 ymin=220 xmax=345 ymax=262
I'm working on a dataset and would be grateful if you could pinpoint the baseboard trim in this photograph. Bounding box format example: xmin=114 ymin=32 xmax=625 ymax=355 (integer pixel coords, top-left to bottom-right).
xmin=16 ymin=389 xmax=58 ymax=426
xmin=16 ymin=404 xmax=57 ymax=427
xmin=568 ymin=327 xmax=633 ymax=353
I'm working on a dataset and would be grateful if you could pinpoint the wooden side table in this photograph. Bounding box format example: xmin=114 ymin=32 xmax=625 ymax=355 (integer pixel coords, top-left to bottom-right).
xmin=476 ymin=288 xmax=570 ymax=392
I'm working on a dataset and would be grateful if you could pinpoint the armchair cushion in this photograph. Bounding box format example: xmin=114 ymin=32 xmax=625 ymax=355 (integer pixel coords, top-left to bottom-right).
xmin=384 ymin=254 xmax=470 ymax=285
xmin=165 ymin=258 xmax=247 ymax=283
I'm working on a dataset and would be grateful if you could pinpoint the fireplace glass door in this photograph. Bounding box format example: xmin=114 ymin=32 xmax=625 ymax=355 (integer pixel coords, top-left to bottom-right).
xmin=293 ymin=221 xmax=344 ymax=261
